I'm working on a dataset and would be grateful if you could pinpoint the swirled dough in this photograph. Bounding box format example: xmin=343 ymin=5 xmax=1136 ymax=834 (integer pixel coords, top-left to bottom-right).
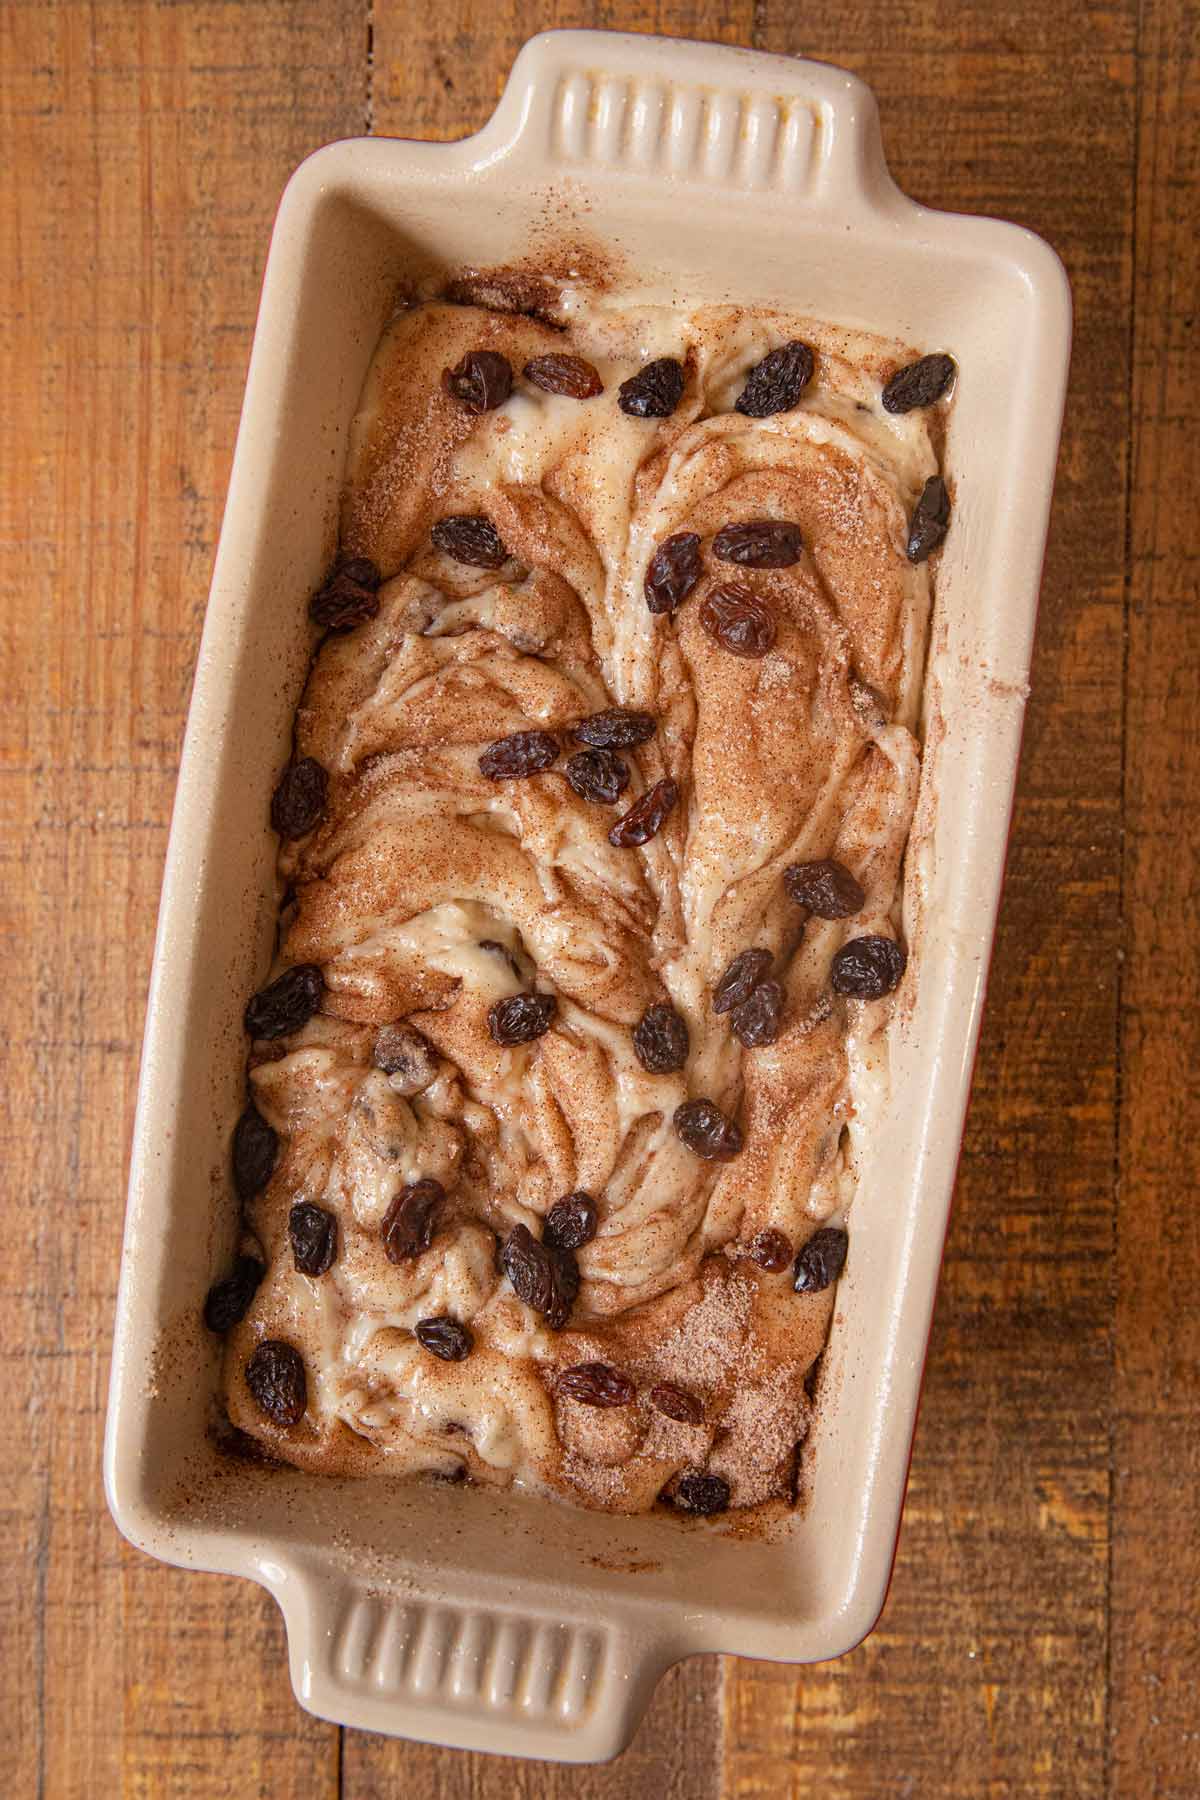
xmin=221 ymin=287 xmax=938 ymax=1514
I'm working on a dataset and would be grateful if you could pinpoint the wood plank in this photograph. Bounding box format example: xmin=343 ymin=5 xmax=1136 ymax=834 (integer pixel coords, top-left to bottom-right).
xmin=1109 ymin=1 xmax=1200 ymax=1794
xmin=723 ymin=3 xmax=1135 ymax=1795
xmin=0 ymin=2 xmax=363 ymax=1795
xmin=348 ymin=1 xmax=755 ymax=1792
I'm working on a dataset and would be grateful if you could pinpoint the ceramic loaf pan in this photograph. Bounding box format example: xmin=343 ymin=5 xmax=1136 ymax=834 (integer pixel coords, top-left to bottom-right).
xmin=104 ymin=29 xmax=1071 ymax=1763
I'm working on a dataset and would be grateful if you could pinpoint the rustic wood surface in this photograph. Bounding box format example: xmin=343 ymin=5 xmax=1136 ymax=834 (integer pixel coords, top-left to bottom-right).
xmin=1 ymin=1 xmax=1195 ymax=1795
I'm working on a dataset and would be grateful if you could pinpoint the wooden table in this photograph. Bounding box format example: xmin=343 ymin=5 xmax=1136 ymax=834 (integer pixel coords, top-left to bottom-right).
xmin=3 ymin=2 xmax=1196 ymax=1794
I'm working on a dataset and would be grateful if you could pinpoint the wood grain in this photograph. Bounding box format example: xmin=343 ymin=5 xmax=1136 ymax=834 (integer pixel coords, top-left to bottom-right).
xmin=2 ymin=0 xmax=1196 ymax=1795
xmin=1110 ymin=1 xmax=1200 ymax=1794
xmin=0 ymin=2 xmax=362 ymax=1796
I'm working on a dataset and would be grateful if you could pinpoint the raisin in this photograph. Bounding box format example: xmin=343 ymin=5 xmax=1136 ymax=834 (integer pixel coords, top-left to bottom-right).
xmin=713 ymin=948 xmax=773 ymax=1015
xmin=783 ymin=859 xmax=865 ymax=919
xmin=431 ymin=514 xmax=510 ymax=568
xmin=712 ymin=521 xmax=803 ymax=568
xmin=906 ymin=475 xmax=951 ymax=563
xmin=415 ymin=1316 xmax=474 ymax=1361
xmin=245 ymin=1339 xmax=307 ymax=1426
xmin=543 ymin=1192 xmax=598 ymax=1251
xmin=270 ymin=757 xmax=328 ymax=839
xmin=231 ymin=1104 xmax=277 ymax=1201
xmin=882 ymin=352 xmax=956 ymax=414
xmin=574 ymin=708 xmax=657 ymax=749
xmin=831 ymin=935 xmax=906 ymax=999
xmin=565 ymin=748 xmax=630 ymax=805
xmin=608 ymin=778 xmax=678 ymax=848
xmin=500 ymin=1223 xmax=554 ymax=1312
xmin=523 ymin=353 xmax=603 ymax=399
xmin=381 ymin=1177 xmax=445 ymax=1263
xmin=244 ymin=964 xmax=324 ymax=1040
xmin=372 ymin=1022 xmax=438 ymax=1095
xmin=633 ymin=1002 xmax=689 ymax=1074
xmin=545 ymin=1246 xmax=580 ymax=1330
xmin=731 ymin=978 xmax=783 ymax=1047
xmin=673 ymin=1098 xmax=743 ymax=1161
xmin=478 ymin=730 xmax=560 ymax=779
xmin=203 ymin=1255 xmax=264 ymax=1333
xmin=644 ymin=532 xmax=702 ymax=615
xmin=698 ymin=585 xmax=776 ymax=657
xmin=649 ymin=1382 xmax=703 ymax=1425
xmin=734 ymin=340 xmax=816 ymax=416
xmin=618 ymin=357 xmax=686 ymax=418
xmin=793 ymin=1226 xmax=849 ymax=1294
xmin=288 ymin=1201 xmax=337 ymax=1276
xmin=500 ymin=1223 xmax=578 ymax=1328
xmin=747 ymin=1229 xmax=792 ymax=1273
xmin=442 ymin=349 xmax=513 ymax=413
xmin=309 ymin=557 xmax=382 ymax=631
xmin=488 ymin=992 xmax=557 ymax=1046
xmin=674 ymin=1471 xmax=731 ymax=1515
xmin=558 ymin=1363 xmax=636 ymax=1407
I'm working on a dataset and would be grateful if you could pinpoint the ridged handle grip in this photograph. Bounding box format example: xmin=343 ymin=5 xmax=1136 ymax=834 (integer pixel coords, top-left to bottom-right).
xmin=281 ymin=1570 xmax=671 ymax=1761
xmin=479 ymin=29 xmax=897 ymax=210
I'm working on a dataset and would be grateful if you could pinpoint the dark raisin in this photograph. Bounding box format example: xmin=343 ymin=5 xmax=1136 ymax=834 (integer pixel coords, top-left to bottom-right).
xmin=734 ymin=340 xmax=815 ymax=416
xmin=747 ymin=1229 xmax=792 ymax=1273
xmin=270 ymin=757 xmax=328 ymax=839
xmin=644 ymin=532 xmax=702 ymax=615
xmin=698 ymin=584 xmax=776 ymax=657
xmin=203 ymin=1255 xmax=264 ymax=1333
xmin=381 ymin=1177 xmax=445 ymax=1263
xmin=649 ymin=1382 xmax=704 ymax=1425
xmin=432 ymin=514 xmax=510 ymax=568
xmin=244 ymin=964 xmax=324 ymax=1040
xmin=244 ymin=1339 xmax=307 ymax=1426
xmin=906 ymin=475 xmax=951 ymax=563
xmin=673 ymin=1098 xmax=743 ymax=1161
xmin=793 ymin=1226 xmax=849 ymax=1294
xmin=501 ymin=1223 xmax=578 ymax=1328
xmin=543 ymin=1192 xmax=599 ymax=1251
xmin=618 ymin=357 xmax=686 ymax=418
xmin=608 ymin=778 xmax=678 ymax=848
xmin=882 ymin=352 xmax=956 ymax=414
xmin=288 ymin=1201 xmax=337 ymax=1276
xmin=545 ymin=1246 xmax=580 ymax=1330
xmin=712 ymin=521 xmax=803 ymax=568
xmin=574 ymin=707 xmax=657 ymax=749
xmin=309 ymin=557 xmax=382 ymax=631
xmin=783 ymin=859 xmax=865 ymax=919
xmin=415 ymin=1316 xmax=474 ymax=1361
xmin=558 ymin=1363 xmax=636 ymax=1407
xmin=488 ymin=991 xmax=557 ymax=1046
xmin=372 ymin=1022 xmax=438 ymax=1095
xmin=232 ymin=1104 xmax=277 ymax=1201
xmin=633 ymin=1001 xmax=689 ymax=1074
xmin=523 ymin=353 xmax=603 ymax=398
xmin=478 ymin=730 xmax=560 ymax=779
xmin=831 ymin=935 xmax=907 ymax=999
xmin=674 ymin=1471 xmax=731 ymax=1515
xmin=500 ymin=1222 xmax=554 ymax=1312
xmin=442 ymin=349 xmax=513 ymax=413
xmin=731 ymin=978 xmax=783 ymax=1047
xmin=713 ymin=948 xmax=773 ymax=1014
xmin=565 ymin=748 xmax=630 ymax=805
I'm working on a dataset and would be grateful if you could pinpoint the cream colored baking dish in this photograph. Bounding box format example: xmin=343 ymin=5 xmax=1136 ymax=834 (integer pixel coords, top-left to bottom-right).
xmin=104 ymin=29 xmax=1070 ymax=1762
